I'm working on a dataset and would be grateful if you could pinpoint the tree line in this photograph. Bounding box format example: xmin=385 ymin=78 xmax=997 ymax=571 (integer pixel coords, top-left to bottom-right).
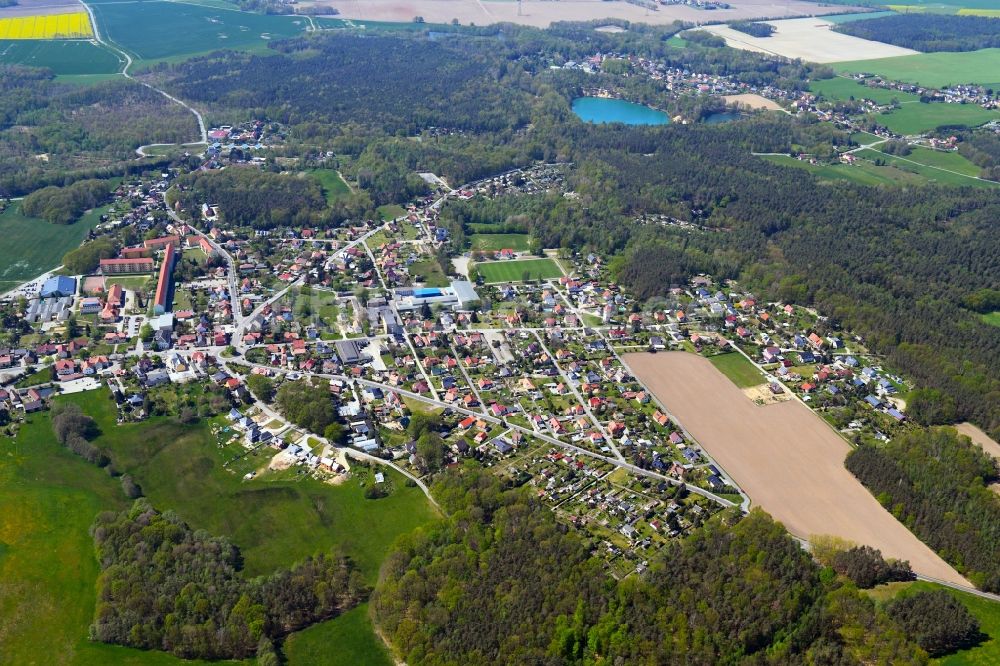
xmin=90 ymin=499 xmax=368 ymax=660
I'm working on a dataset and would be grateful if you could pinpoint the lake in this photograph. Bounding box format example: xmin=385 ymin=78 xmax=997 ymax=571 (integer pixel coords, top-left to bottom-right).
xmin=571 ymin=97 xmax=670 ymax=126
xmin=703 ymin=111 xmax=743 ymax=124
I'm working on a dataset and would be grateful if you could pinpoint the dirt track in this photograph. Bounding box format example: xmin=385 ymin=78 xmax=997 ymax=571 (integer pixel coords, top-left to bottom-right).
xmin=624 ymin=351 xmax=968 ymax=585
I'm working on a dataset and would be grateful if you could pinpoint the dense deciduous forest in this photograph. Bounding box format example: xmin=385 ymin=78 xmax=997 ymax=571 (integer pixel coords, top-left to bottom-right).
xmin=91 ymin=500 xmax=367 ymax=659
xmin=173 ymin=168 xmax=328 ymax=229
xmin=0 ymin=68 xmax=195 ymax=197
xmin=20 ymin=178 xmax=112 ymax=224
xmin=730 ymin=21 xmax=776 ymax=38
xmin=846 ymin=428 xmax=1000 ymax=592
xmin=834 ymin=14 xmax=1000 ymax=53
xmin=958 ymin=130 xmax=1000 ymax=181
xmin=374 ymin=468 xmax=933 ymax=665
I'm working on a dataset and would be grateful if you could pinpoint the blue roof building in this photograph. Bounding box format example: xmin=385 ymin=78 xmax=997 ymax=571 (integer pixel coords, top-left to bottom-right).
xmin=40 ymin=275 xmax=76 ymax=299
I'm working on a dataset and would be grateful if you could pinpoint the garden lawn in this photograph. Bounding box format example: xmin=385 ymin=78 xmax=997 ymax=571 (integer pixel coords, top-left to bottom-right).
xmin=0 ymin=204 xmax=106 ymax=293
xmin=476 ymin=257 xmax=563 ymax=283
xmin=708 ymin=352 xmax=764 ymax=388
xmin=470 ymin=233 xmax=531 ymax=252
xmin=377 ymin=204 xmax=406 ymax=221
xmin=875 ymin=102 xmax=998 ymax=135
xmin=835 ymin=49 xmax=1000 ymax=88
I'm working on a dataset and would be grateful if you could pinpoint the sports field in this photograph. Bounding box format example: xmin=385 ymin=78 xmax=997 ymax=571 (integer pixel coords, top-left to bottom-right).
xmin=624 ymin=351 xmax=969 ymax=585
xmin=876 ymin=102 xmax=998 ymax=134
xmin=0 ymin=11 xmax=91 ymax=39
xmin=835 ymin=48 xmax=1000 ymax=88
xmin=708 ymin=352 xmax=765 ymax=388
xmin=0 ymin=204 xmax=106 ymax=293
xmin=91 ymin=0 xmax=309 ymax=60
xmin=470 ymin=232 xmax=531 ymax=252
xmin=476 ymin=257 xmax=563 ymax=282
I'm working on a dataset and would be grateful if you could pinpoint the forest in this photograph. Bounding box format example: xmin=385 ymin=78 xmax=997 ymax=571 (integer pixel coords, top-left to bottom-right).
xmin=20 ymin=178 xmax=112 ymax=224
xmin=0 ymin=68 xmax=195 ymax=197
xmin=730 ymin=21 xmax=776 ymax=38
xmin=845 ymin=427 xmax=1000 ymax=592
xmin=958 ymin=129 xmax=1000 ymax=181
xmin=833 ymin=14 xmax=1000 ymax=52
xmin=374 ymin=468 xmax=947 ymax=665
xmin=91 ymin=500 xmax=367 ymax=659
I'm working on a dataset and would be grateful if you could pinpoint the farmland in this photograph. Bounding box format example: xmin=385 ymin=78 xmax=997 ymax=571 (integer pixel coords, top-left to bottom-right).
xmin=90 ymin=0 xmax=309 ymax=61
xmin=875 ymin=102 xmax=998 ymax=134
xmin=469 ymin=232 xmax=531 ymax=252
xmin=0 ymin=38 xmax=121 ymax=74
xmin=698 ymin=17 xmax=918 ymax=63
xmin=809 ymin=76 xmax=919 ymax=104
xmin=835 ymin=48 xmax=1000 ymax=88
xmin=0 ymin=204 xmax=106 ymax=293
xmin=624 ymin=351 xmax=969 ymax=585
xmin=760 ymin=154 xmax=927 ymax=186
xmin=708 ymin=352 xmax=764 ymax=388
xmin=0 ymin=11 xmax=91 ymax=39
xmin=475 ymin=257 xmax=563 ymax=282
xmin=857 ymin=148 xmax=998 ymax=187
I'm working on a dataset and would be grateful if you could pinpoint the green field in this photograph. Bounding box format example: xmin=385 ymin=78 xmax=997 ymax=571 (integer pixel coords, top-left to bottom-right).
xmin=377 ymin=203 xmax=407 ymax=221
xmin=822 ymin=10 xmax=899 ymax=22
xmin=835 ymin=49 xmax=1000 ymax=88
xmin=91 ymin=0 xmax=310 ymax=61
xmin=903 ymin=146 xmax=983 ymax=176
xmin=308 ymin=168 xmax=352 ymax=205
xmin=475 ymin=257 xmax=564 ymax=283
xmin=708 ymin=352 xmax=764 ymax=388
xmin=857 ymin=148 xmax=998 ymax=187
xmin=0 ymin=389 xmax=436 ymax=663
xmin=0 ymin=39 xmax=123 ymax=75
xmin=283 ymin=604 xmax=394 ymax=666
xmin=981 ymin=311 xmax=1000 ymax=327
xmin=865 ymin=581 xmax=1000 ymax=665
xmin=470 ymin=233 xmax=531 ymax=252
xmin=0 ymin=204 xmax=107 ymax=292
xmin=875 ymin=102 xmax=998 ymax=135
xmin=810 ymin=76 xmax=918 ymax=104
xmin=761 ymin=154 xmax=925 ymax=186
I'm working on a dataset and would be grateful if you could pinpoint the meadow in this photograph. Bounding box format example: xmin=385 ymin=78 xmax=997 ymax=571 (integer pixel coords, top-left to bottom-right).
xmin=875 ymin=102 xmax=998 ymax=134
xmin=0 ymin=204 xmax=106 ymax=293
xmin=809 ymin=76 xmax=919 ymax=104
xmin=835 ymin=48 xmax=1000 ymax=88
xmin=90 ymin=0 xmax=309 ymax=61
xmin=476 ymin=257 xmax=563 ymax=282
xmin=469 ymin=232 xmax=531 ymax=252
xmin=761 ymin=154 xmax=926 ymax=187
xmin=857 ymin=148 xmax=998 ymax=187
xmin=708 ymin=352 xmax=765 ymax=388
xmin=865 ymin=581 xmax=1000 ymax=665
xmin=283 ymin=604 xmax=394 ymax=666
xmin=0 ymin=389 xmax=437 ymax=663
xmin=308 ymin=168 xmax=352 ymax=205
xmin=0 ymin=12 xmax=92 ymax=39
xmin=981 ymin=311 xmax=1000 ymax=327
xmin=0 ymin=38 xmax=122 ymax=74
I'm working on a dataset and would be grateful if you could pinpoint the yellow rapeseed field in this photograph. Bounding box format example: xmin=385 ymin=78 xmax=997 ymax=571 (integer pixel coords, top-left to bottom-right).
xmin=0 ymin=12 xmax=93 ymax=40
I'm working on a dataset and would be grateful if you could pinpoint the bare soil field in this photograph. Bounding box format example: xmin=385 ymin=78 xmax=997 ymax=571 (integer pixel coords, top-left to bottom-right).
xmin=624 ymin=351 xmax=968 ymax=585
xmin=698 ymin=17 xmax=918 ymax=63
xmin=0 ymin=0 xmax=81 ymax=19
xmin=723 ymin=93 xmax=784 ymax=111
xmin=956 ymin=422 xmax=1000 ymax=461
xmin=315 ymin=0 xmax=864 ymax=28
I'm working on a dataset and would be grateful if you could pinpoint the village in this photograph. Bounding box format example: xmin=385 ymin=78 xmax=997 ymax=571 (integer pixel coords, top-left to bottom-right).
xmin=0 ymin=151 xmax=939 ymax=574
